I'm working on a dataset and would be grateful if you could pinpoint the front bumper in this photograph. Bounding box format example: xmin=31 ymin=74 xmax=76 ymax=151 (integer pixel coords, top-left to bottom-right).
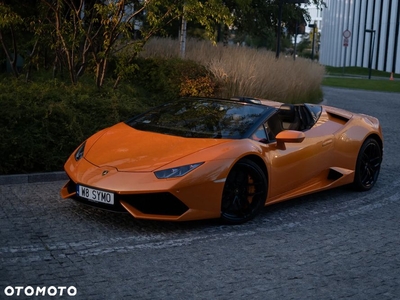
xmin=60 ymin=158 xmax=228 ymax=221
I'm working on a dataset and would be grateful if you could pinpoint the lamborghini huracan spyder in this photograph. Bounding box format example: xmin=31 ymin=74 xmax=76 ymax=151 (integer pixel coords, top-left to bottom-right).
xmin=61 ymin=97 xmax=383 ymax=224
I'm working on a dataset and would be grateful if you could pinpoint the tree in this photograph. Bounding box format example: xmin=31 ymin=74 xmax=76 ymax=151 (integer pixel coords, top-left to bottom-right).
xmin=225 ymin=0 xmax=325 ymax=50
xmin=114 ymin=0 xmax=232 ymax=87
xmin=37 ymin=0 xmax=232 ymax=88
xmin=0 ymin=1 xmax=32 ymax=77
xmin=39 ymin=0 xmax=145 ymax=87
xmin=1 ymin=0 xmax=325 ymax=86
xmin=0 ymin=0 xmax=232 ymax=87
xmin=178 ymin=0 xmax=233 ymax=57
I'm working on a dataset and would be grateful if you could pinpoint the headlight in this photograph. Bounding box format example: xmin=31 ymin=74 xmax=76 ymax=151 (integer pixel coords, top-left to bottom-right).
xmin=74 ymin=142 xmax=86 ymax=161
xmin=154 ymin=162 xmax=204 ymax=179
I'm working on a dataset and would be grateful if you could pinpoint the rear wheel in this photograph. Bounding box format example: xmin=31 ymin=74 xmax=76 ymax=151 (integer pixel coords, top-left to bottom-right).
xmin=221 ymin=159 xmax=267 ymax=224
xmin=353 ymin=138 xmax=382 ymax=191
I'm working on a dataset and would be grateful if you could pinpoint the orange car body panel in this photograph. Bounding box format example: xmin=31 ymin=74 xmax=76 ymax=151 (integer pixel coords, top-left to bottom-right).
xmin=61 ymin=102 xmax=383 ymax=221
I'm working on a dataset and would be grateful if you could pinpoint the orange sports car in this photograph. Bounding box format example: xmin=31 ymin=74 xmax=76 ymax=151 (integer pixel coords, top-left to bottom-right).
xmin=61 ymin=97 xmax=383 ymax=224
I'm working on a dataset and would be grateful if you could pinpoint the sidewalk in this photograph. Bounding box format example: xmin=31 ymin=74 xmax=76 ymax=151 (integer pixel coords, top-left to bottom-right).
xmin=0 ymin=171 xmax=67 ymax=185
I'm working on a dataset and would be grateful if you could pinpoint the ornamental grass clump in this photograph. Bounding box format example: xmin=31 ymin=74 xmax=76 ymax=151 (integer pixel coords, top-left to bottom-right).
xmin=142 ymin=38 xmax=325 ymax=103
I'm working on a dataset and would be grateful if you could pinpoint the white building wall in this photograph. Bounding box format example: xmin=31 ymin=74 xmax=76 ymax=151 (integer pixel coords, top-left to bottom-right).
xmin=319 ymin=0 xmax=400 ymax=73
xmin=377 ymin=1 xmax=390 ymax=69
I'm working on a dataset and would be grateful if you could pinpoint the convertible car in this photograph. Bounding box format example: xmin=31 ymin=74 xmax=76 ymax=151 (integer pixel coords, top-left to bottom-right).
xmin=61 ymin=97 xmax=383 ymax=224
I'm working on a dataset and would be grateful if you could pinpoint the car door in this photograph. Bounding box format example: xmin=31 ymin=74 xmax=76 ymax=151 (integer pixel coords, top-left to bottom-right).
xmin=254 ymin=109 xmax=337 ymax=200
xmin=264 ymin=129 xmax=334 ymax=199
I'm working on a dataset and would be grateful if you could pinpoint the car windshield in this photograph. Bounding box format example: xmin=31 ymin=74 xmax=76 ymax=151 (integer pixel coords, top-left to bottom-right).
xmin=126 ymin=98 xmax=271 ymax=139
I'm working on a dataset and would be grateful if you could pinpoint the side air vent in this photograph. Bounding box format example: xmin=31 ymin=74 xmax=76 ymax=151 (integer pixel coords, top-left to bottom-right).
xmin=328 ymin=168 xmax=344 ymax=181
xmin=327 ymin=112 xmax=349 ymax=124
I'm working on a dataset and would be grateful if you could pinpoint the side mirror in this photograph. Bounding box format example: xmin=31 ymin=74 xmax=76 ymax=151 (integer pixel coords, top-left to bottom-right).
xmin=275 ymin=130 xmax=305 ymax=149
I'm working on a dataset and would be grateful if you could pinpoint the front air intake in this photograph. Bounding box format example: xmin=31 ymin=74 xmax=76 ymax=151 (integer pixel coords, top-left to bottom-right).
xmin=119 ymin=193 xmax=189 ymax=216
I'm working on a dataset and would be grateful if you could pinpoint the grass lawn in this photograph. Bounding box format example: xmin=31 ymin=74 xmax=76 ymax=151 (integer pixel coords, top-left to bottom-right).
xmin=323 ymin=66 xmax=400 ymax=93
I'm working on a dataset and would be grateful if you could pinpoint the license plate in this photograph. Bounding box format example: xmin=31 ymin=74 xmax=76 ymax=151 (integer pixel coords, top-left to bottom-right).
xmin=77 ymin=185 xmax=114 ymax=205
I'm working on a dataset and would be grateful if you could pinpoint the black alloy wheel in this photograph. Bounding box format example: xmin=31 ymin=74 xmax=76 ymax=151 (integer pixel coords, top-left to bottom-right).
xmin=221 ymin=158 xmax=267 ymax=224
xmin=353 ymin=138 xmax=382 ymax=191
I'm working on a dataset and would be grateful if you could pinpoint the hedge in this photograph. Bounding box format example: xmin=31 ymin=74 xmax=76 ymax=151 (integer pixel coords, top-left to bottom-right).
xmin=0 ymin=58 xmax=217 ymax=174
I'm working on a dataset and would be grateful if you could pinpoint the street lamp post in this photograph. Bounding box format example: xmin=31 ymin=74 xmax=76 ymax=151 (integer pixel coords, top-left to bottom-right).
xmin=276 ymin=0 xmax=284 ymax=58
xmin=365 ymin=29 xmax=376 ymax=80
xmin=293 ymin=18 xmax=298 ymax=60
xmin=308 ymin=22 xmax=316 ymax=61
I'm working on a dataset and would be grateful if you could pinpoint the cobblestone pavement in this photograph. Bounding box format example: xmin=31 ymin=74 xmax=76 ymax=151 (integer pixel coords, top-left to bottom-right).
xmin=1 ymin=87 xmax=400 ymax=300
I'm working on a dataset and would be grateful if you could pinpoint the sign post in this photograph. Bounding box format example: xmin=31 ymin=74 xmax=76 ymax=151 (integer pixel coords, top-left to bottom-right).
xmin=342 ymin=30 xmax=351 ymax=75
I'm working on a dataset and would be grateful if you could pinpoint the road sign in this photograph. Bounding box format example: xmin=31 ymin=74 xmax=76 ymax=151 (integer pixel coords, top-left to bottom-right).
xmin=343 ymin=30 xmax=351 ymax=38
xmin=343 ymin=37 xmax=349 ymax=47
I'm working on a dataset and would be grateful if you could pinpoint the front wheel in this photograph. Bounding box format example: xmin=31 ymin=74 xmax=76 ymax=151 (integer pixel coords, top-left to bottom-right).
xmin=221 ymin=159 xmax=267 ymax=224
xmin=352 ymin=138 xmax=382 ymax=191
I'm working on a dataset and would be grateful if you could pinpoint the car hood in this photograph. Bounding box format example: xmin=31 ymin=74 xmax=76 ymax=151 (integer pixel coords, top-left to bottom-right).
xmin=85 ymin=122 xmax=229 ymax=172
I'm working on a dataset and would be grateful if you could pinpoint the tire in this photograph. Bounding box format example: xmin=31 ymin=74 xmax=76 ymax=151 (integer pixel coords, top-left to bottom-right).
xmin=221 ymin=158 xmax=268 ymax=224
xmin=352 ymin=138 xmax=382 ymax=191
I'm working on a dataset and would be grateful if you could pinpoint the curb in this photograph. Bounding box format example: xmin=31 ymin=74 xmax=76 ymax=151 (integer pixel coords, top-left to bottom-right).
xmin=0 ymin=171 xmax=68 ymax=185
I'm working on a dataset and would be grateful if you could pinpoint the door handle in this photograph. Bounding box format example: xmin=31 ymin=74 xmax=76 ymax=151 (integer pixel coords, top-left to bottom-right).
xmin=322 ymin=139 xmax=333 ymax=147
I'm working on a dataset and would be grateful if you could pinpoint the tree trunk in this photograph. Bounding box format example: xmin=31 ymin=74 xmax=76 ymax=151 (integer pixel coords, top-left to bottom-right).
xmin=0 ymin=27 xmax=20 ymax=77
xmin=179 ymin=12 xmax=187 ymax=59
xmin=95 ymin=58 xmax=108 ymax=88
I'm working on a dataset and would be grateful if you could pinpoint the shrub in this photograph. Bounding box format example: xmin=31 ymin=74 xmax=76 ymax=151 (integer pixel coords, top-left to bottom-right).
xmin=0 ymin=79 xmax=145 ymax=174
xmin=129 ymin=57 xmax=217 ymax=102
xmin=0 ymin=58 xmax=217 ymax=174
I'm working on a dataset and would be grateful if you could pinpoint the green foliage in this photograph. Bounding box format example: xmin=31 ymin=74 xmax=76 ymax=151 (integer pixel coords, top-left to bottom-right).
xmin=236 ymin=28 xmax=276 ymax=49
xmin=130 ymin=57 xmax=217 ymax=102
xmin=179 ymin=76 xmax=216 ymax=97
xmin=0 ymin=4 xmax=23 ymax=28
xmin=183 ymin=0 xmax=233 ymax=41
xmin=227 ymin=0 xmax=326 ymax=49
xmin=301 ymin=50 xmax=319 ymax=61
xmin=0 ymin=78 xmax=145 ymax=174
xmin=0 ymin=58 xmax=216 ymax=174
xmin=295 ymin=37 xmax=310 ymax=54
